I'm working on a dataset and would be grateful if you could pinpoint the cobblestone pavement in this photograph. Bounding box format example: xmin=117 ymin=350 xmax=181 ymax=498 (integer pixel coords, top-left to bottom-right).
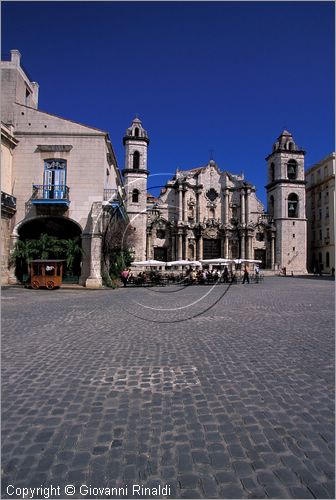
xmin=1 ymin=277 xmax=334 ymax=499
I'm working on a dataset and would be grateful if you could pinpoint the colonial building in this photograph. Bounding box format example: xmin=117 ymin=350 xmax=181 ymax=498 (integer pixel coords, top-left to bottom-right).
xmin=1 ymin=50 xmax=125 ymax=287
xmin=123 ymin=119 xmax=308 ymax=273
xmin=305 ymin=153 xmax=335 ymax=273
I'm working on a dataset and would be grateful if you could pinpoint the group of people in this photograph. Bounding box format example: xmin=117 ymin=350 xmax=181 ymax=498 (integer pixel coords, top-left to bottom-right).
xmin=121 ymin=265 xmax=260 ymax=287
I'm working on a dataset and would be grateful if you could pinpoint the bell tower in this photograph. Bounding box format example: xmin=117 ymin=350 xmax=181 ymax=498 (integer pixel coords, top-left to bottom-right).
xmin=266 ymin=130 xmax=307 ymax=273
xmin=122 ymin=117 xmax=149 ymax=261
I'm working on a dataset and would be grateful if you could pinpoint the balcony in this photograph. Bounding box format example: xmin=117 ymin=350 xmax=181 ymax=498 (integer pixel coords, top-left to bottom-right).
xmin=1 ymin=191 xmax=17 ymax=216
xmin=31 ymin=184 xmax=70 ymax=206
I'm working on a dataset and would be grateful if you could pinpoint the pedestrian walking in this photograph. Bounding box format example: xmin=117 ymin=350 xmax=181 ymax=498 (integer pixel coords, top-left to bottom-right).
xmin=242 ymin=266 xmax=250 ymax=284
xmin=121 ymin=268 xmax=129 ymax=287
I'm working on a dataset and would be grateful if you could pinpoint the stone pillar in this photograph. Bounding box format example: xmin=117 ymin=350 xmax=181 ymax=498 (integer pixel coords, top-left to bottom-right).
xmin=271 ymin=234 xmax=275 ymax=270
xmin=224 ymin=235 xmax=229 ymax=259
xmin=197 ymin=235 xmax=203 ymax=260
xmin=240 ymin=189 xmax=245 ymax=225
xmin=178 ymin=186 xmax=183 ymax=222
xmin=8 ymin=233 xmax=19 ymax=284
xmin=224 ymin=188 xmax=229 ymax=224
xmin=196 ymin=190 xmax=201 ymax=223
xmin=85 ymin=233 xmax=103 ymax=288
xmin=177 ymin=233 xmax=183 ymax=260
xmin=247 ymin=234 xmax=253 ymax=260
xmin=240 ymin=233 xmax=245 ymax=259
xmin=146 ymin=231 xmax=152 ymax=259
xmin=245 ymin=189 xmax=250 ymax=225
xmin=183 ymin=190 xmax=187 ymax=222
xmin=85 ymin=202 xmax=103 ymax=288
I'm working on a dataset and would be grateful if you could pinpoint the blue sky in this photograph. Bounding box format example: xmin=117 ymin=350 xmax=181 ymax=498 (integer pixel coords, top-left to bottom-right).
xmin=2 ymin=1 xmax=335 ymax=204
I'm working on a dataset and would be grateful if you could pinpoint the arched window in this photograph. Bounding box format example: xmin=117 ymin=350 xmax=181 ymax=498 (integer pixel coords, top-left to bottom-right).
xmin=287 ymin=159 xmax=297 ymax=180
xmin=209 ymin=207 xmax=215 ymax=219
xmin=288 ymin=193 xmax=298 ymax=218
xmin=270 ymin=162 xmax=275 ymax=182
xmin=133 ymin=151 xmax=140 ymax=169
xmin=132 ymin=189 xmax=139 ymax=203
xmin=288 ymin=142 xmax=294 ymax=151
xmin=134 ymin=127 xmax=139 ymax=137
xmin=269 ymin=195 xmax=274 ymax=217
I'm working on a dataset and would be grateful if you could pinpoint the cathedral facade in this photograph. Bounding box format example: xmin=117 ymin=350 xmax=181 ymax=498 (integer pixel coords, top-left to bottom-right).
xmin=123 ymin=118 xmax=307 ymax=273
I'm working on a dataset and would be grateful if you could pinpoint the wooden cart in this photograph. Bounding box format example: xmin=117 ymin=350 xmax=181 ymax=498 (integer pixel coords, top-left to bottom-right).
xmin=28 ymin=259 xmax=65 ymax=289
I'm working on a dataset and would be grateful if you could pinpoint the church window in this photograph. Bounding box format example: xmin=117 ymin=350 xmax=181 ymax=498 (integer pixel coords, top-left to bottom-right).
xmin=256 ymin=233 xmax=264 ymax=242
xmin=324 ymin=165 xmax=328 ymax=177
xmin=326 ymin=252 xmax=330 ymax=267
xmin=156 ymin=229 xmax=165 ymax=239
xmin=134 ymin=127 xmax=139 ymax=137
xmin=326 ymin=207 xmax=329 ymax=218
xmin=270 ymin=163 xmax=275 ymax=182
xmin=293 ymin=234 xmax=295 ymax=238
xmin=287 ymin=160 xmax=297 ymax=180
xmin=288 ymin=193 xmax=298 ymax=218
xmin=206 ymin=188 xmax=218 ymax=202
xmin=209 ymin=207 xmax=215 ymax=219
xmin=293 ymin=247 xmax=295 ymax=251
xmin=288 ymin=142 xmax=294 ymax=151
xmin=132 ymin=189 xmax=139 ymax=203
xmin=133 ymin=151 xmax=140 ymax=169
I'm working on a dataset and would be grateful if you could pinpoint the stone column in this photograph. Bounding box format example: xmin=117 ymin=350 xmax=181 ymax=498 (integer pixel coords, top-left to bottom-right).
xmin=178 ymin=185 xmax=183 ymax=222
xmin=85 ymin=202 xmax=103 ymax=288
xmin=245 ymin=189 xmax=250 ymax=225
xmin=240 ymin=233 xmax=245 ymax=259
xmin=247 ymin=234 xmax=253 ymax=260
xmin=8 ymin=233 xmax=19 ymax=284
xmin=224 ymin=235 xmax=229 ymax=259
xmin=146 ymin=231 xmax=152 ymax=259
xmin=177 ymin=233 xmax=183 ymax=260
xmin=240 ymin=189 xmax=245 ymax=225
xmin=85 ymin=233 xmax=103 ymax=288
xmin=224 ymin=188 xmax=229 ymax=224
xmin=271 ymin=234 xmax=275 ymax=270
xmin=196 ymin=190 xmax=200 ymax=223
xmin=183 ymin=190 xmax=187 ymax=222
xmin=197 ymin=235 xmax=203 ymax=260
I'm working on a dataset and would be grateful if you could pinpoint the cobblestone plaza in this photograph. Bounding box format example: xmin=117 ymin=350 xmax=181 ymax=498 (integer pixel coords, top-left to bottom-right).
xmin=1 ymin=277 xmax=334 ymax=499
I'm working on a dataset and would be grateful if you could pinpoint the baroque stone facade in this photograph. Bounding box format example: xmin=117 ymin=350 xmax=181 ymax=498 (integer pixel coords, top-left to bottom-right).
xmin=124 ymin=120 xmax=308 ymax=273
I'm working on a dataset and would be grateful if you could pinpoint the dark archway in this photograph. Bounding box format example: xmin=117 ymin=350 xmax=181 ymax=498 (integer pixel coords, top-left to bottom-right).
xmin=16 ymin=216 xmax=82 ymax=282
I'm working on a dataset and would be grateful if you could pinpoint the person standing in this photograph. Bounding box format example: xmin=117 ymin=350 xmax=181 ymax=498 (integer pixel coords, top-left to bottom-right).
xmin=242 ymin=266 xmax=250 ymax=284
xmin=121 ymin=268 xmax=129 ymax=287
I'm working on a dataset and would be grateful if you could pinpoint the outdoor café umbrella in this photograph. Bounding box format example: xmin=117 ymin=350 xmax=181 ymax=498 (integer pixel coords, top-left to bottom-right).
xmin=166 ymin=260 xmax=202 ymax=267
xmin=200 ymin=258 xmax=232 ymax=265
xmin=132 ymin=260 xmax=165 ymax=266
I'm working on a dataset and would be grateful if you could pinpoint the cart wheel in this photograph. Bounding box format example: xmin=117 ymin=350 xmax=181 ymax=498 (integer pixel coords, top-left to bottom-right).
xmin=46 ymin=280 xmax=55 ymax=290
xmin=32 ymin=280 xmax=40 ymax=289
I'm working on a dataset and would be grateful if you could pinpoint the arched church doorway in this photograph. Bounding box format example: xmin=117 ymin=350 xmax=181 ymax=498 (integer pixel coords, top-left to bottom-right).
xmin=14 ymin=216 xmax=82 ymax=283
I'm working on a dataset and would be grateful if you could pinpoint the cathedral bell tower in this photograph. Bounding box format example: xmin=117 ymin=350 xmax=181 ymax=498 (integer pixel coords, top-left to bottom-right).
xmin=266 ymin=130 xmax=307 ymax=273
xmin=122 ymin=117 xmax=149 ymax=261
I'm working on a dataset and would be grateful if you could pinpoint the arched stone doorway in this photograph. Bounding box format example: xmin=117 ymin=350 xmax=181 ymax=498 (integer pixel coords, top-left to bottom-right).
xmin=13 ymin=216 xmax=82 ymax=283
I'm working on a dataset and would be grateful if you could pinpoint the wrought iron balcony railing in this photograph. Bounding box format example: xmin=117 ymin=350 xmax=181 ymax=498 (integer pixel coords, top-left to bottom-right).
xmin=103 ymin=188 xmax=121 ymax=203
xmin=1 ymin=191 xmax=17 ymax=215
xmin=31 ymin=184 xmax=70 ymax=205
